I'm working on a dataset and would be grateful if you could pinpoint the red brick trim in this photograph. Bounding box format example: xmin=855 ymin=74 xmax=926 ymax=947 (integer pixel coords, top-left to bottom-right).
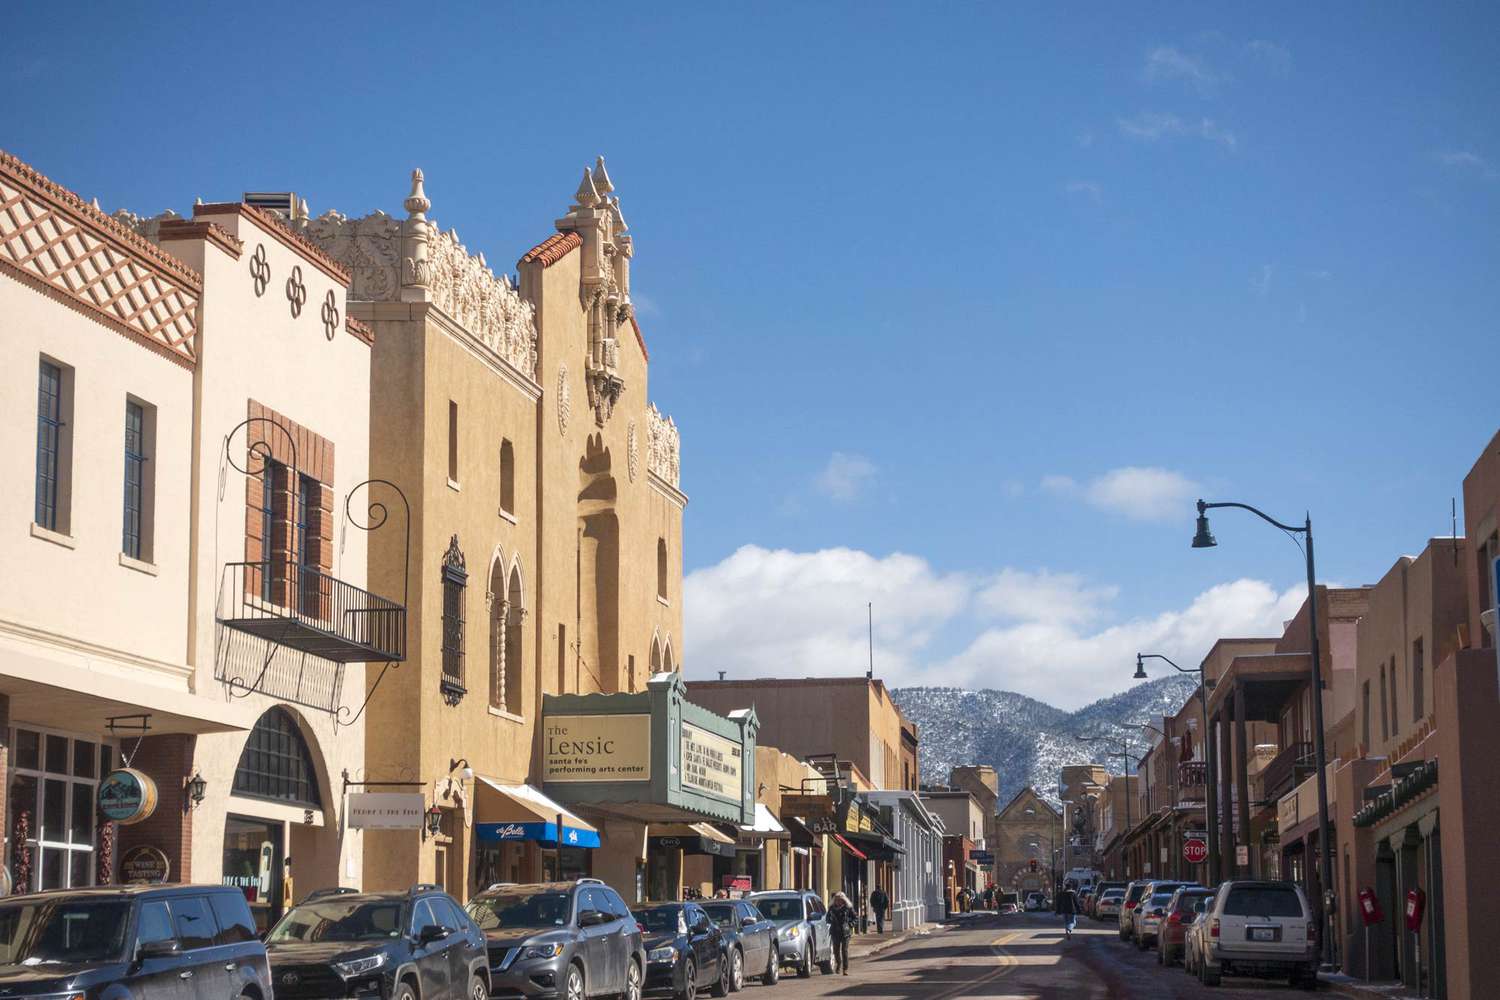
xmin=518 ymin=231 xmax=582 ymax=268
xmin=195 ymin=202 xmax=351 ymax=286
xmin=630 ymin=314 xmax=649 ymax=363
xmin=114 ymin=734 xmax=196 ymax=882
xmin=346 ymin=315 xmax=375 ymax=346
xmin=0 ymin=149 xmax=204 ymax=290
xmin=0 ymin=260 xmax=196 ymax=371
xmin=158 ymin=218 xmax=244 ymax=260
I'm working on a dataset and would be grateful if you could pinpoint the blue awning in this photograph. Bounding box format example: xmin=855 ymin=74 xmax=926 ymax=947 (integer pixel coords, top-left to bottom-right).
xmin=474 ymin=777 xmax=601 ymax=848
xmin=476 ymin=820 xmax=601 ymax=848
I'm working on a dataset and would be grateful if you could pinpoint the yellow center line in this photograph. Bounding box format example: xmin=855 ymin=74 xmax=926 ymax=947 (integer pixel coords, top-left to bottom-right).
xmin=926 ymin=930 xmax=1021 ymax=1000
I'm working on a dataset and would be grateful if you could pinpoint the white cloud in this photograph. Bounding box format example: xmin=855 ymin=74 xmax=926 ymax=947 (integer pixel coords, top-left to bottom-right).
xmin=814 ymin=452 xmax=877 ymax=502
xmin=1117 ymin=112 xmax=1237 ymax=150
xmin=683 ymin=545 xmax=1306 ymax=710
xmin=1245 ymin=40 xmax=1292 ymax=77
xmin=1044 ymin=466 xmax=1201 ymax=522
xmin=1435 ymin=150 xmax=1496 ymax=180
xmin=1065 ymin=180 xmax=1103 ymax=204
xmin=1144 ymin=46 xmax=1221 ymax=94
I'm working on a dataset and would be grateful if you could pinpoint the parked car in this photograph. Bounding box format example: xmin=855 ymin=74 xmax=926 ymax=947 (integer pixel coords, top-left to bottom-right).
xmin=1095 ymin=888 xmax=1126 ymax=921
xmin=1158 ymin=886 xmax=1216 ymax=966
xmin=1076 ymin=887 xmax=1094 ymax=916
xmin=1184 ymin=896 xmax=1214 ymax=977
xmin=635 ymin=902 xmax=730 ymax=1000
xmin=702 ymin=898 xmax=780 ymax=988
xmin=1194 ymin=880 xmax=1319 ymax=990
xmin=1091 ymin=881 xmax=1126 ymax=918
xmin=1024 ymin=892 xmax=1048 ymax=912
xmin=1125 ymin=881 xmax=1192 ymax=944
xmin=1117 ymin=881 xmax=1150 ymax=940
xmin=270 ymin=883 xmax=488 ymax=1000
xmin=748 ymin=890 xmax=834 ymax=977
xmin=0 ymin=883 xmax=271 ymax=1000
xmin=466 ymin=879 xmax=645 ymax=1000
xmin=1132 ymin=889 xmax=1179 ymax=950
xmin=998 ymin=901 xmax=1020 ymax=915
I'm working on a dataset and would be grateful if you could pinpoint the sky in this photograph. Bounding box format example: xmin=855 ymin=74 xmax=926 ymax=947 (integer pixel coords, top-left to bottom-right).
xmin=5 ymin=4 xmax=1496 ymax=708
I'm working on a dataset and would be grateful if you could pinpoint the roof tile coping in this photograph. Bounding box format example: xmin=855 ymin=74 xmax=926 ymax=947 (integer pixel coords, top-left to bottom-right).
xmin=195 ymin=201 xmax=351 ymax=286
xmin=0 ymin=148 xmax=203 ymax=292
xmin=156 ymin=218 xmax=244 ymax=260
xmin=518 ymin=230 xmax=581 ymax=267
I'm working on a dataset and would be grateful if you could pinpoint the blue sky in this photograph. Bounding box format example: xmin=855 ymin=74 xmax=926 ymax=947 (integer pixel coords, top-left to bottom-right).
xmin=5 ymin=4 xmax=1496 ymax=705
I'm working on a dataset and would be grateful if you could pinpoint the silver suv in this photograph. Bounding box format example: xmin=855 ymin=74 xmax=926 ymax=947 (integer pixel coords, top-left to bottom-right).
xmin=1194 ymin=880 xmax=1318 ymax=990
xmin=466 ymin=880 xmax=646 ymax=1000
xmin=747 ymin=890 xmax=834 ymax=978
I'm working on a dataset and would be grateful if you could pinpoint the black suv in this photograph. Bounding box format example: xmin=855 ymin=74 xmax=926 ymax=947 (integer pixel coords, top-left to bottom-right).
xmin=267 ymin=884 xmax=488 ymax=1000
xmin=465 ymin=879 xmax=646 ymax=1000
xmin=0 ymin=883 xmax=271 ymax=999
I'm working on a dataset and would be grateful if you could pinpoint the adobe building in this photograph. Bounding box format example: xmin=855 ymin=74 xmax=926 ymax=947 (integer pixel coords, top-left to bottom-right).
xmin=992 ymin=787 xmax=1062 ymax=893
xmin=949 ymin=764 xmax=1000 ymax=849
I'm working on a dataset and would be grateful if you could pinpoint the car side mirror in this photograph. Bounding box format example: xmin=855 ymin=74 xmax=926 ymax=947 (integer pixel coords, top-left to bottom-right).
xmin=579 ymin=910 xmax=609 ymax=928
xmin=418 ymin=924 xmax=450 ymax=944
xmin=138 ymin=939 xmax=182 ymax=959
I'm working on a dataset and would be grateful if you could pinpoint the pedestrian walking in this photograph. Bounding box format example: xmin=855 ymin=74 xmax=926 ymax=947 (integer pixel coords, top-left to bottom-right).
xmin=1057 ymin=880 xmax=1079 ymax=939
xmin=829 ymin=891 xmax=856 ymax=975
xmin=869 ymin=886 xmax=889 ymax=934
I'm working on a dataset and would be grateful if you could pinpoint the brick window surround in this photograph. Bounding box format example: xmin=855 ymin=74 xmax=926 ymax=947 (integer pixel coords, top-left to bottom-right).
xmin=243 ymin=400 xmax=334 ymax=610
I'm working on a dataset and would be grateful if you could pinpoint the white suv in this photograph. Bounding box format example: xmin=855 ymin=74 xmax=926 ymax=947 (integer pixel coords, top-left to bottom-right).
xmin=1195 ymin=880 xmax=1319 ymax=990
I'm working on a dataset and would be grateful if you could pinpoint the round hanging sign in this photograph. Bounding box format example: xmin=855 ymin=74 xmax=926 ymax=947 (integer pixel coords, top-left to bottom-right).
xmin=98 ymin=768 xmax=158 ymax=825
xmin=121 ymin=846 xmax=170 ymax=884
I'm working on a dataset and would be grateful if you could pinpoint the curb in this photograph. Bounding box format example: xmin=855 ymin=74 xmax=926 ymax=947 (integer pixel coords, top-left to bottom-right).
xmin=1319 ymin=977 xmax=1423 ymax=1000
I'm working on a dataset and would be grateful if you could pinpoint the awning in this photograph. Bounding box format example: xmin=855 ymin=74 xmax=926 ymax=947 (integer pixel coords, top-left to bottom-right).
xmin=740 ymin=803 xmax=789 ymax=839
xmin=650 ymin=822 xmax=738 ymax=857
xmin=474 ymin=778 xmax=601 ymax=848
xmin=844 ymin=828 xmax=904 ymax=860
xmin=833 ymin=834 xmax=868 ymax=861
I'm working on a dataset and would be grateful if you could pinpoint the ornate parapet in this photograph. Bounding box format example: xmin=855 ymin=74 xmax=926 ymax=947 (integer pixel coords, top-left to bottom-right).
xmin=301 ymin=170 xmax=539 ymax=381
xmin=646 ymin=403 xmax=680 ymax=487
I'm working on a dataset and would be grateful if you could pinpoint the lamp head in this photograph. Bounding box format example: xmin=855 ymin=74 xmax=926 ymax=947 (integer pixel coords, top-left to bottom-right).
xmin=1192 ymin=500 xmax=1217 ymax=548
xmin=1133 ymin=654 xmax=1148 ymax=680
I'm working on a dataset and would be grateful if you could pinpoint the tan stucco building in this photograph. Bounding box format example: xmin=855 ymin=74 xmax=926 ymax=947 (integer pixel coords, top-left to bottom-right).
xmin=992 ymin=787 xmax=1062 ymax=892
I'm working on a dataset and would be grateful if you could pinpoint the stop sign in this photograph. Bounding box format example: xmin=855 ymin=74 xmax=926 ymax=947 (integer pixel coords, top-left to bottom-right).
xmin=1183 ymin=838 xmax=1208 ymax=864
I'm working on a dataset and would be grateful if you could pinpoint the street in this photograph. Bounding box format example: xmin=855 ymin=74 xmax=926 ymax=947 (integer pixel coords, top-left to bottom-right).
xmin=752 ymin=912 xmax=1323 ymax=999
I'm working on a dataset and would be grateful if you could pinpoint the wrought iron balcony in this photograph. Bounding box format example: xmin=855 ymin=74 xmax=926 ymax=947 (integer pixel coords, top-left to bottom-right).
xmin=1178 ymin=761 xmax=1207 ymax=802
xmin=217 ymin=561 xmax=406 ymax=663
xmin=1259 ymin=741 xmax=1314 ymax=802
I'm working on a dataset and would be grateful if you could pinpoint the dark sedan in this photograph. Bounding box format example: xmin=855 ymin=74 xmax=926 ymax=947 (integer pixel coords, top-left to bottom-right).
xmin=635 ymin=903 xmax=729 ymax=1000
xmin=701 ymin=899 xmax=779 ymax=989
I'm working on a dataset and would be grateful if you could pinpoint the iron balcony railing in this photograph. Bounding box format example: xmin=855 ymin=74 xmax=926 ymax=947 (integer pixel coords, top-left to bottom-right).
xmin=1178 ymin=761 xmax=1208 ymax=802
xmin=217 ymin=561 xmax=406 ymax=663
xmin=1259 ymin=741 xmax=1315 ymax=802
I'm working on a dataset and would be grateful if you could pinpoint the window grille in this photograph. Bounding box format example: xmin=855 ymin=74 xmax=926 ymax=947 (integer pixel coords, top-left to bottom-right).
xmin=232 ymin=707 xmax=323 ymax=808
xmin=440 ymin=535 xmax=467 ymax=703
xmin=35 ymin=362 xmax=62 ymax=530
xmin=122 ymin=402 xmax=145 ymax=558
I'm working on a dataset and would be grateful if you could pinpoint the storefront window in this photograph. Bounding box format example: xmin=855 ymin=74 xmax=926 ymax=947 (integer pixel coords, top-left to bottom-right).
xmin=7 ymin=727 xmax=110 ymax=892
xmin=223 ymin=815 xmax=284 ymax=934
xmin=232 ymin=707 xmax=322 ymax=808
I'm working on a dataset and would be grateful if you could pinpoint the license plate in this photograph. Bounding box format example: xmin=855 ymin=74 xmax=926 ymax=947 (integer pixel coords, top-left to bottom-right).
xmin=1249 ymin=927 xmax=1279 ymax=942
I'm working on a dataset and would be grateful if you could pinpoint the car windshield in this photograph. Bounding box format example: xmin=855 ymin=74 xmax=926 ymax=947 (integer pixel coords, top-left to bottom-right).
xmin=0 ymin=899 xmax=131 ymax=965
xmin=1102 ymin=890 xmax=1124 ymax=900
xmin=752 ymin=898 xmax=805 ymax=922
xmin=701 ymin=904 xmax=737 ymax=928
xmin=1223 ymin=886 xmax=1304 ymax=917
xmin=1149 ymin=893 xmax=1175 ymax=907
xmin=466 ymin=891 xmax=571 ymax=931
xmin=633 ymin=907 xmax=685 ymax=935
xmin=1176 ymin=892 xmax=1214 ymax=913
xmin=267 ymin=898 xmax=402 ymax=942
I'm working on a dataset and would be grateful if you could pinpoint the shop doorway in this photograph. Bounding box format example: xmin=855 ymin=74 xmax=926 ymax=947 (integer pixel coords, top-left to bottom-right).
xmin=7 ymin=726 xmax=112 ymax=891
xmin=223 ymin=815 xmax=284 ymax=934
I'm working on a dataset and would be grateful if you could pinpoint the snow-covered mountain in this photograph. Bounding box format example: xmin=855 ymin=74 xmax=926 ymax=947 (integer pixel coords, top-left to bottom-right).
xmin=893 ymin=674 xmax=1199 ymax=809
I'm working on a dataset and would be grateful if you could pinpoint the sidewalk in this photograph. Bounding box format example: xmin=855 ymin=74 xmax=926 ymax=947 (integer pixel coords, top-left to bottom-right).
xmin=1320 ymin=972 xmax=1424 ymax=1000
xmin=846 ymin=911 xmax=977 ymax=960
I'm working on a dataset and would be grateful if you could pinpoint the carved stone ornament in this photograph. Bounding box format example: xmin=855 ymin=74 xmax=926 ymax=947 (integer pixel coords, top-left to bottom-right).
xmin=442 ymin=534 xmax=467 ymax=578
xmin=249 ymin=243 xmax=270 ymax=296
xmin=556 ymin=157 xmax=633 ymax=426
xmin=286 ymin=265 xmax=307 ymax=318
xmin=321 ymin=289 xmax=340 ymax=340
xmin=627 ymin=420 xmax=639 ymax=482
xmin=557 ymin=364 xmax=571 ymax=435
xmin=646 ymin=403 xmax=681 ymax=487
xmin=300 ymin=169 xmax=539 ymax=381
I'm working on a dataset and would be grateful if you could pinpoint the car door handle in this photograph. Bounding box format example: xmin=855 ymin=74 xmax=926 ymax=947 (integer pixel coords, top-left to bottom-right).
xmin=179 ymin=970 xmax=194 ymax=979
xmin=226 ymin=962 xmax=237 ymax=971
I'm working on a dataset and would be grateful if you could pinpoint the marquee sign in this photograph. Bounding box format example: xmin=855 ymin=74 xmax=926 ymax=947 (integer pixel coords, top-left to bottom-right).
xmin=544 ymin=714 xmax=652 ymax=783
xmin=680 ymin=722 xmax=741 ymax=802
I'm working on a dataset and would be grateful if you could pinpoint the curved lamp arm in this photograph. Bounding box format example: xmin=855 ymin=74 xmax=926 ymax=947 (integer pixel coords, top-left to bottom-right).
xmin=1198 ymin=499 xmax=1304 ymax=535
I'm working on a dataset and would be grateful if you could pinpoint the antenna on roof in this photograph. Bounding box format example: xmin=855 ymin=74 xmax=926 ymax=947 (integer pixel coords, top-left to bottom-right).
xmin=1452 ymin=498 xmax=1459 ymax=566
xmin=867 ymin=602 xmax=874 ymax=681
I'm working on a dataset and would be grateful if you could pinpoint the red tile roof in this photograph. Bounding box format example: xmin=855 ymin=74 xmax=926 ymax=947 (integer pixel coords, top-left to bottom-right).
xmin=519 ymin=231 xmax=582 ymax=267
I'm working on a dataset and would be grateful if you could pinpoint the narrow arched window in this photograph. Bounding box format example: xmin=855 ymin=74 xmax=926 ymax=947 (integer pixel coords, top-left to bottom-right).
xmin=440 ymin=535 xmax=467 ymax=704
xmin=649 ymin=635 xmax=662 ymax=674
xmin=499 ymin=439 xmax=515 ymax=517
xmin=233 ymin=707 xmax=322 ymax=808
xmin=504 ymin=566 xmax=524 ymax=714
xmin=489 ymin=559 xmax=506 ymax=711
xmin=656 ymin=538 xmax=668 ymax=601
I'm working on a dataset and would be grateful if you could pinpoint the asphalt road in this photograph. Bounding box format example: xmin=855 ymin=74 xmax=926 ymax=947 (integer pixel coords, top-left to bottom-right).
xmin=749 ymin=911 xmax=1324 ymax=999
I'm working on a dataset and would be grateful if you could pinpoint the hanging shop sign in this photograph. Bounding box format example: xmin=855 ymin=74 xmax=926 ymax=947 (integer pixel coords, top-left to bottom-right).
xmin=121 ymin=846 xmax=170 ymax=884
xmin=544 ymin=714 xmax=652 ymax=783
xmin=98 ymin=769 xmax=158 ymax=825
xmin=780 ymin=794 xmax=836 ymax=822
xmin=679 ymin=722 xmax=741 ymax=802
xmin=348 ymin=792 xmax=426 ymax=830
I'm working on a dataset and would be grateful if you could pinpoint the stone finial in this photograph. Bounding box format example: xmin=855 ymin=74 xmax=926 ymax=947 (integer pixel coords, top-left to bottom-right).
xmin=194 ymin=196 xmax=203 ymax=206
xmin=574 ymin=168 xmax=600 ymax=209
xmin=293 ymin=197 xmax=309 ymax=226
xmin=593 ymin=156 xmax=614 ymax=197
xmin=89 ymin=197 xmax=101 ymax=211
xmin=405 ymin=168 xmax=431 ymax=217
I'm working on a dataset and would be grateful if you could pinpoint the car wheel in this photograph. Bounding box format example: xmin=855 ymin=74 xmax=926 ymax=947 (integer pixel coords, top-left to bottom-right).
xmin=817 ymin=958 xmax=834 ymax=975
xmin=727 ymin=949 xmax=744 ymax=993
xmin=763 ymin=945 xmax=780 ymax=985
xmin=796 ymin=945 xmax=812 ymax=979
xmin=1201 ymin=964 xmax=1220 ymax=988
xmin=710 ymin=955 xmax=731 ymax=998
xmin=567 ymin=964 xmax=587 ymax=1000
xmin=624 ymin=960 xmax=642 ymax=1000
xmin=470 ymin=972 xmax=489 ymax=1000
xmin=678 ymin=959 xmax=697 ymax=1000
xmin=393 ymin=981 xmax=418 ymax=1000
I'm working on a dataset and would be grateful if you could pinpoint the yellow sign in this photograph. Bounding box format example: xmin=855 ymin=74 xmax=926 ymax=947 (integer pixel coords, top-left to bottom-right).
xmin=680 ymin=722 xmax=742 ymax=802
xmin=544 ymin=715 xmax=652 ymax=782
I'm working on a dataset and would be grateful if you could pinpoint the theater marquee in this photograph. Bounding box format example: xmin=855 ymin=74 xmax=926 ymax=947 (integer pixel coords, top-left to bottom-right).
xmin=543 ymin=714 xmax=652 ymax=782
xmin=681 ymin=722 xmax=742 ymax=802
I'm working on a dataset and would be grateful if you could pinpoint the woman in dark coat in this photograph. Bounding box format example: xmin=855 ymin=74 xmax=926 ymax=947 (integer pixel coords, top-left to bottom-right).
xmin=829 ymin=892 xmax=856 ymax=974
xmin=1057 ymin=880 xmax=1079 ymax=938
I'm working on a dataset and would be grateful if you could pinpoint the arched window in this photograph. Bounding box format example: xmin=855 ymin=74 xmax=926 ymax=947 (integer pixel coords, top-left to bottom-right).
xmin=499 ymin=439 xmax=515 ymax=517
xmin=656 ymin=538 xmax=667 ymax=601
xmin=233 ymin=707 xmax=322 ymax=808
xmin=440 ymin=535 xmax=467 ymax=704
xmin=504 ymin=566 xmax=524 ymax=713
xmin=488 ymin=557 xmax=506 ymax=711
xmin=649 ymin=635 xmax=662 ymax=674
xmin=663 ymin=639 xmax=675 ymax=673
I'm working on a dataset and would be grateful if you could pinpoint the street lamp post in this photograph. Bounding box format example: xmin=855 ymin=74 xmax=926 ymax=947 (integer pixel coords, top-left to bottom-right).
xmin=1136 ymin=652 xmax=1220 ymax=883
xmin=1075 ymin=734 xmax=1142 ymax=876
xmin=1192 ymin=498 xmax=1334 ymax=967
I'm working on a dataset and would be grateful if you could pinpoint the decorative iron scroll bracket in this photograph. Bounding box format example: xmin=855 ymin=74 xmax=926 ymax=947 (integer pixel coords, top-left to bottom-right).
xmin=335 ymin=479 xmax=412 ymax=730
